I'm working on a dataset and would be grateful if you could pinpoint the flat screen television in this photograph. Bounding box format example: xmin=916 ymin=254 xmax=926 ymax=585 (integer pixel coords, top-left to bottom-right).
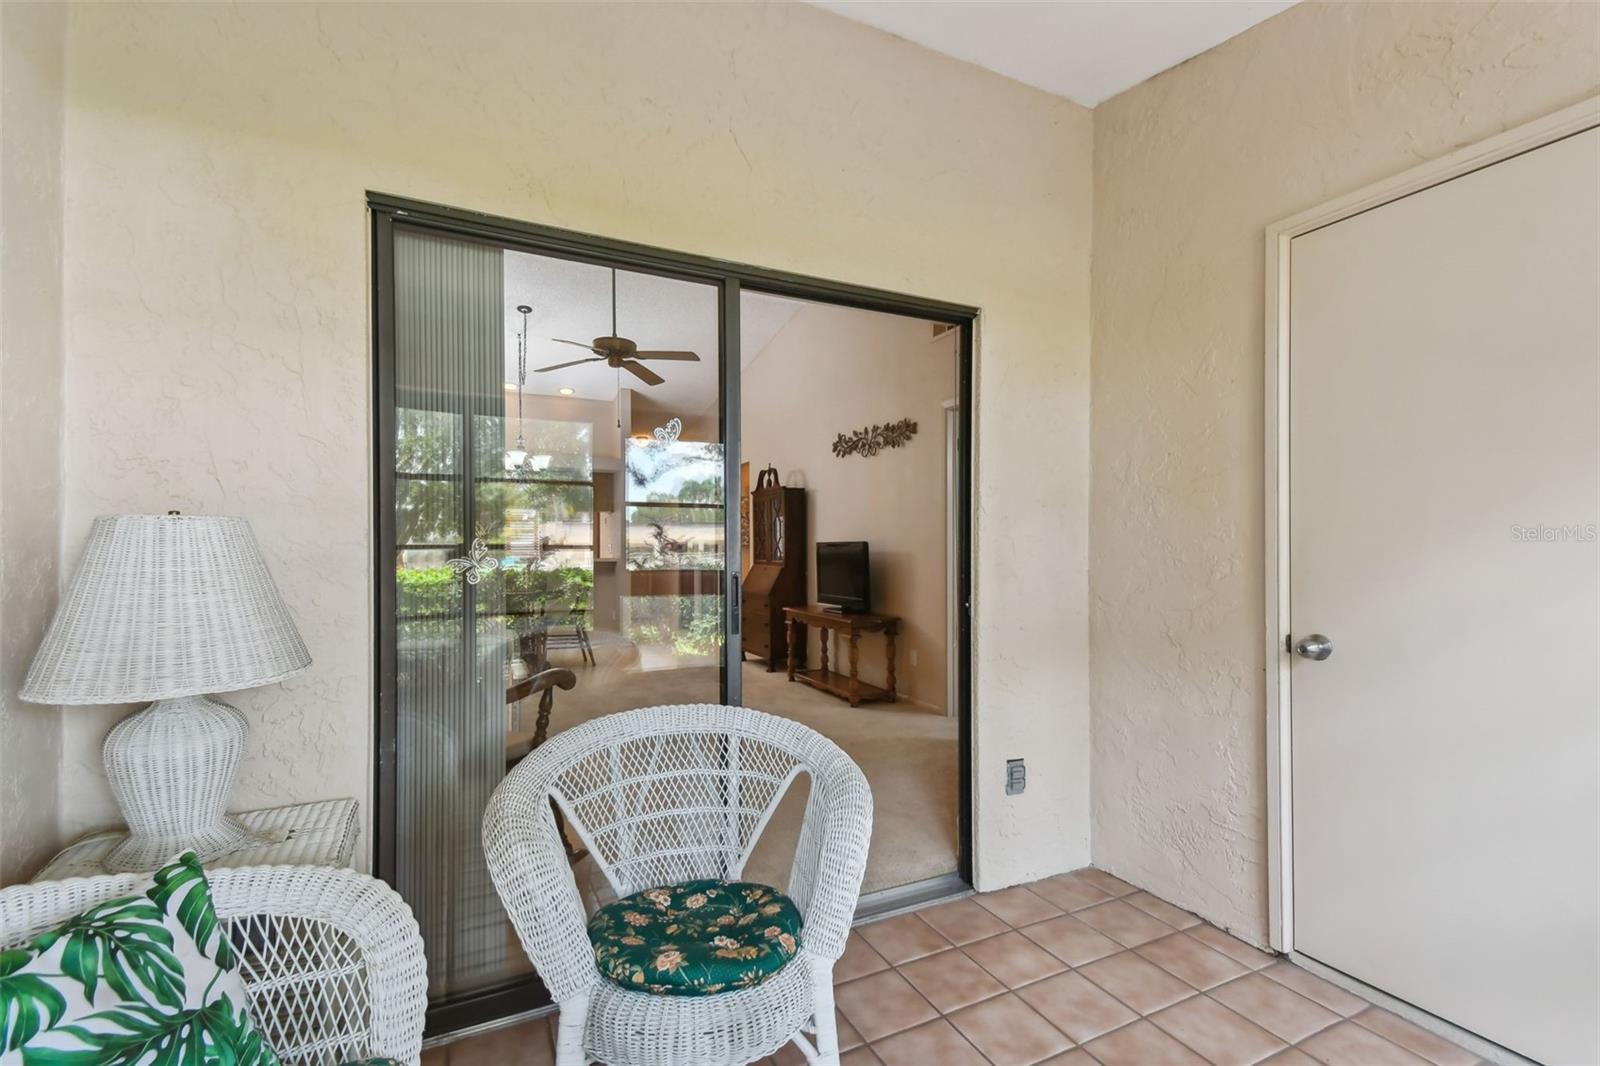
xmin=816 ymin=541 xmax=870 ymax=614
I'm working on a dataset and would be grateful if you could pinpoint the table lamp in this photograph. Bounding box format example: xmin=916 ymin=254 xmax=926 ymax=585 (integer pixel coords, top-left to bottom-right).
xmin=21 ymin=513 xmax=311 ymax=872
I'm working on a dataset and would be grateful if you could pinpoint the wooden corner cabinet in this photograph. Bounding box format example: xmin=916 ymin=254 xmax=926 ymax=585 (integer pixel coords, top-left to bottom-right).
xmin=742 ymin=477 xmax=806 ymax=670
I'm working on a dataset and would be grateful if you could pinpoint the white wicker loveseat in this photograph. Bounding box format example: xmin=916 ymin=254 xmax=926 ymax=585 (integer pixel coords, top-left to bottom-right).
xmin=0 ymin=864 xmax=428 ymax=1065
xmin=483 ymin=704 xmax=873 ymax=1066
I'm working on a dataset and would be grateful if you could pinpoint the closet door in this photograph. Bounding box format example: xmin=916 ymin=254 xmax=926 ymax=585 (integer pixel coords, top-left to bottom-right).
xmin=1288 ymin=128 xmax=1598 ymax=1063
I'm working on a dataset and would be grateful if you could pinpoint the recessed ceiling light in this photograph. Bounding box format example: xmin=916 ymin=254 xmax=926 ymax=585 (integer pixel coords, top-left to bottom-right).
xmin=558 ymin=387 xmax=575 ymax=396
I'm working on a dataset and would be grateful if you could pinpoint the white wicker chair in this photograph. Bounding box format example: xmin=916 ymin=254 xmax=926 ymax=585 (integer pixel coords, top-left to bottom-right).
xmin=0 ymin=865 xmax=428 ymax=1065
xmin=483 ymin=704 xmax=873 ymax=1066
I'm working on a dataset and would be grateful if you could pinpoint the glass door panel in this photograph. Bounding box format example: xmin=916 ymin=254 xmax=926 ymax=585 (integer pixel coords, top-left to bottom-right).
xmin=385 ymin=225 xmax=725 ymax=1024
xmin=623 ymin=435 xmax=726 ymax=670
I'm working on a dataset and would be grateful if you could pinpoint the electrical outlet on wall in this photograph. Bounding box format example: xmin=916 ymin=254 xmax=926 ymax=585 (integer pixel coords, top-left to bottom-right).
xmin=909 ymin=649 xmax=919 ymax=667
xmin=1006 ymin=758 xmax=1026 ymax=795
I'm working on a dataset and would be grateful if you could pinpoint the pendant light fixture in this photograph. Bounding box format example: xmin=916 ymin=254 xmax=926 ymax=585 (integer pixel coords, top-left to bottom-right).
xmin=506 ymin=304 xmax=553 ymax=476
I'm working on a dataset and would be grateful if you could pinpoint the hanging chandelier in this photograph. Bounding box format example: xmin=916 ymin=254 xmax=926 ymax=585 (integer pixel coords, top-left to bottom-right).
xmin=506 ymin=304 xmax=553 ymax=476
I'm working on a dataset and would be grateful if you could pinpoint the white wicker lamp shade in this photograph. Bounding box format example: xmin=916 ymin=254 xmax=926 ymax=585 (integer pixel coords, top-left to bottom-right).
xmin=22 ymin=514 xmax=311 ymax=872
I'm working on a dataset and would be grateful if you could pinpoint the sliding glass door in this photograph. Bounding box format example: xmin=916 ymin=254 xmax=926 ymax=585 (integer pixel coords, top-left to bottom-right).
xmin=377 ymin=223 xmax=728 ymax=1028
xmin=374 ymin=196 xmax=977 ymax=1038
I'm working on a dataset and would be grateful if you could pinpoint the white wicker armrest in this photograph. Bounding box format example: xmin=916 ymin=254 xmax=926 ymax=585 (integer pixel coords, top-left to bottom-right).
xmin=0 ymin=866 xmax=427 ymax=1066
xmin=208 ymin=866 xmax=427 ymax=1065
xmin=483 ymin=759 xmax=598 ymax=1003
xmin=785 ymin=755 xmax=873 ymax=962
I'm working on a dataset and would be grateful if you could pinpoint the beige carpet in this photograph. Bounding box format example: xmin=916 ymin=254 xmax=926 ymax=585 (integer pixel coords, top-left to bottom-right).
xmin=527 ymin=644 xmax=958 ymax=897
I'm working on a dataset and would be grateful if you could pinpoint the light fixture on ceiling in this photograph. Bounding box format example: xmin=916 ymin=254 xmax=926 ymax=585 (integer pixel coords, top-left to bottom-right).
xmin=507 ymin=305 xmax=553 ymax=476
xmin=558 ymin=387 xmax=575 ymax=396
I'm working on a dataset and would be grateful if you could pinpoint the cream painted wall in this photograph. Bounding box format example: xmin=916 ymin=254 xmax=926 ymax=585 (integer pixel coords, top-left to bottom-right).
xmin=742 ymin=301 xmax=955 ymax=710
xmin=0 ymin=1 xmax=67 ymax=885
xmin=57 ymin=1 xmax=1094 ymax=887
xmin=1090 ymin=0 xmax=1600 ymax=942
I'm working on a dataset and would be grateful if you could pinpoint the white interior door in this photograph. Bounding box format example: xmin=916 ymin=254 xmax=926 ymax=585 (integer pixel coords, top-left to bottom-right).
xmin=1288 ymin=126 xmax=1599 ymax=1064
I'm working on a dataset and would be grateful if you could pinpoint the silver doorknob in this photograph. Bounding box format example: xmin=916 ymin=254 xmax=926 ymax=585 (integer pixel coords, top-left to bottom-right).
xmin=1293 ymin=634 xmax=1333 ymax=661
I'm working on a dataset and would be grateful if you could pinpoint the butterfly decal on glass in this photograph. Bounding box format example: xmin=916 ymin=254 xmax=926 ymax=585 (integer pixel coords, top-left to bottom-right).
xmin=447 ymin=538 xmax=499 ymax=585
xmin=652 ymin=417 xmax=682 ymax=448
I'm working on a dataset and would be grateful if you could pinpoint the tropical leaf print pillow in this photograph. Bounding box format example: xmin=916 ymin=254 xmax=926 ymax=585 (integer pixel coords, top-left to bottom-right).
xmin=0 ymin=852 xmax=278 ymax=1065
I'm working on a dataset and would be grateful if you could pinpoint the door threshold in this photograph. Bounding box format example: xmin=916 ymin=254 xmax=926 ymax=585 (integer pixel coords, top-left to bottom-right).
xmin=1287 ymin=952 xmax=1536 ymax=1066
xmin=854 ymin=872 xmax=971 ymax=923
xmin=422 ymin=1003 xmax=555 ymax=1049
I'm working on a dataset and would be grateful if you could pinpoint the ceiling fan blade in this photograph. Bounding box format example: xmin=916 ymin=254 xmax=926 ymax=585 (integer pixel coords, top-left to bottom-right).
xmin=630 ymin=351 xmax=700 ymax=362
xmin=621 ymin=360 xmax=665 ymax=386
xmin=551 ymin=338 xmax=602 ymax=352
xmin=534 ymin=357 xmax=604 ymax=372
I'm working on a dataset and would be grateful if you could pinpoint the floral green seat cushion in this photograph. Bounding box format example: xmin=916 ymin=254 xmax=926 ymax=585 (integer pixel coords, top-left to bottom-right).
xmin=588 ymin=879 xmax=802 ymax=996
xmin=0 ymin=852 xmax=278 ymax=1065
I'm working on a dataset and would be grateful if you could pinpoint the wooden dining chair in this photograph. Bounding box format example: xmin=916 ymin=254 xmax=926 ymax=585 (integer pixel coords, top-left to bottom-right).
xmin=505 ymin=666 xmax=585 ymax=866
xmin=506 ymin=666 xmax=578 ymax=766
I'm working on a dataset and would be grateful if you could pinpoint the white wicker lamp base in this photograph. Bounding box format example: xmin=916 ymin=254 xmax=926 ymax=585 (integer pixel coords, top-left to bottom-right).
xmin=101 ymin=694 xmax=269 ymax=873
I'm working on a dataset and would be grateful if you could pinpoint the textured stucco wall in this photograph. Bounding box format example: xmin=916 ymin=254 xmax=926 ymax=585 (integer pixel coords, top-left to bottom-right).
xmin=58 ymin=1 xmax=1093 ymax=886
xmin=1090 ymin=0 xmax=1600 ymax=942
xmin=0 ymin=1 xmax=67 ymax=884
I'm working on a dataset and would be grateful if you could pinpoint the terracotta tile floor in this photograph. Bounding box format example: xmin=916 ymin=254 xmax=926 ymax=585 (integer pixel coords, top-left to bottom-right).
xmin=427 ymin=869 xmax=1479 ymax=1066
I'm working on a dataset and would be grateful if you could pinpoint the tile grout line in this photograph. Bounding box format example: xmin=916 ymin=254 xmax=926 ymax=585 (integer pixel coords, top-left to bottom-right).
xmin=1091 ymin=933 xmax=1282 ymax=1065
xmin=441 ymin=869 xmax=1476 ymax=1066
xmin=1206 ymin=970 xmax=1349 ymax=1046
xmin=876 ymin=918 xmax=1087 ymax=1057
xmin=1346 ymin=1004 xmax=1466 ymax=1066
xmin=1033 ymin=935 xmax=1222 ymax=1066
xmin=894 ymin=894 xmax=1199 ymax=1062
xmin=885 ymin=895 xmax=1351 ymax=1066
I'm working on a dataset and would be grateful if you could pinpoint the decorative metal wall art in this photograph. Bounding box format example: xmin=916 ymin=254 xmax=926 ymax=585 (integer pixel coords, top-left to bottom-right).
xmin=831 ymin=418 xmax=918 ymax=458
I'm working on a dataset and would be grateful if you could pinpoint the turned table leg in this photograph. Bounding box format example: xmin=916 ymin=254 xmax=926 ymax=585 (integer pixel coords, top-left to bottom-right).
xmin=820 ymin=630 xmax=830 ymax=676
xmin=786 ymin=618 xmax=798 ymax=682
xmin=885 ymin=626 xmax=898 ymax=703
xmin=847 ymin=632 xmax=861 ymax=707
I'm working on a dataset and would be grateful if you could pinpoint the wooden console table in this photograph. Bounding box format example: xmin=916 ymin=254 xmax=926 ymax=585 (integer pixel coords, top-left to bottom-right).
xmin=783 ymin=605 xmax=899 ymax=707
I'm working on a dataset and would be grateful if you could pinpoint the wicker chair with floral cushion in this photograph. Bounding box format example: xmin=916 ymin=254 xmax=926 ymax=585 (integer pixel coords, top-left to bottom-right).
xmin=0 ymin=863 xmax=427 ymax=1065
xmin=483 ymin=704 xmax=873 ymax=1066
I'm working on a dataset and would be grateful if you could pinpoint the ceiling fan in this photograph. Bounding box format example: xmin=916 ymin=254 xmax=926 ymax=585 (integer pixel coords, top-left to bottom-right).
xmin=536 ymin=268 xmax=700 ymax=387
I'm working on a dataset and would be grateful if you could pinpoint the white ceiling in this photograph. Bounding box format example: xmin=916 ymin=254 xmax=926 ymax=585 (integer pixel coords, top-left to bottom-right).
xmin=502 ymin=251 xmax=805 ymax=409
xmin=809 ymin=0 xmax=1297 ymax=107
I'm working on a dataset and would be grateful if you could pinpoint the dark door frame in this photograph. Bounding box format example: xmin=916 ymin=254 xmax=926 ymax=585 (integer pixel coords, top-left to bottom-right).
xmin=369 ymin=192 xmax=977 ymax=1037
